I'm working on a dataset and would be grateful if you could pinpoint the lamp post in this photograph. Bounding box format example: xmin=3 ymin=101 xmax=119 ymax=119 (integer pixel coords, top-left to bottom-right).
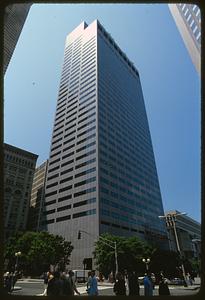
xmin=142 ymin=258 xmax=150 ymax=272
xmin=15 ymin=251 xmax=21 ymax=272
xmin=78 ymin=230 xmax=118 ymax=277
xmin=159 ymin=212 xmax=187 ymax=286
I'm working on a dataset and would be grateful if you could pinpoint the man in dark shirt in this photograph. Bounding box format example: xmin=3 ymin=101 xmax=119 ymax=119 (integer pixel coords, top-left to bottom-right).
xmin=47 ymin=271 xmax=63 ymax=296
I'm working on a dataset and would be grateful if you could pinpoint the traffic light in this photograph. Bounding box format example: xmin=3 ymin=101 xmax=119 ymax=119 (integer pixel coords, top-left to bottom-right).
xmin=78 ymin=231 xmax=81 ymax=239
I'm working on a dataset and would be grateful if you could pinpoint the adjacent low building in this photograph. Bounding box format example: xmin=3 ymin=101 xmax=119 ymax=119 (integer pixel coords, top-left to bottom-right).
xmin=4 ymin=143 xmax=38 ymax=240
xmin=165 ymin=210 xmax=201 ymax=260
xmin=27 ymin=160 xmax=48 ymax=232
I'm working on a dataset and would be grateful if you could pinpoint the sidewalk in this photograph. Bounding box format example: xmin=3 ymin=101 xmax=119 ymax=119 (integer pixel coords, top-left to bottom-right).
xmin=17 ymin=277 xmax=201 ymax=291
xmin=18 ymin=278 xmax=44 ymax=283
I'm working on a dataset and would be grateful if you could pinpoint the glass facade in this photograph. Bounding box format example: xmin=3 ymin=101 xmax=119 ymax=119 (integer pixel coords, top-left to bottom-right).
xmin=97 ymin=23 xmax=167 ymax=242
xmin=44 ymin=20 xmax=168 ymax=270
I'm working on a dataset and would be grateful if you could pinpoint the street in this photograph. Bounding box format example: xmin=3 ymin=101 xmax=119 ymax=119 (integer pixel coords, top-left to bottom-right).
xmin=10 ymin=279 xmax=200 ymax=296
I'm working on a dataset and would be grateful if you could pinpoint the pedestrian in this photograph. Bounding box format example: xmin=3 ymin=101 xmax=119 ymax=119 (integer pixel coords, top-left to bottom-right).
xmin=108 ymin=271 xmax=114 ymax=283
xmin=143 ymin=273 xmax=153 ymax=296
xmin=151 ymin=273 xmax=156 ymax=289
xmin=128 ymin=271 xmax=140 ymax=295
xmin=4 ymin=272 xmax=12 ymax=293
xmin=113 ymin=272 xmax=126 ymax=296
xmin=8 ymin=272 xmax=15 ymax=292
xmin=61 ymin=272 xmax=72 ymax=296
xmin=159 ymin=277 xmax=170 ymax=296
xmin=188 ymin=273 xmax=193 ymax=285
xmin=87 ymin=270 xmax=98 ymax=296
xmin=12 ymin=271 xmax=18 ymax=291
xmin=86 ymin=271 xmax=92 ymax=294
xmin=124 ymin=269 xmax=129 ymax=292
xmin=47 ymin=271 xmax=63 ymax=296
xmin=67 ymin=270 xmax=80 ymax=295
xmin=190 ymin=271 xmax=195 ymax=283
xmin=42 ymin=271 xmax=52 ymax=296
xmin=99 ymin=272 xmax=104 ymax=282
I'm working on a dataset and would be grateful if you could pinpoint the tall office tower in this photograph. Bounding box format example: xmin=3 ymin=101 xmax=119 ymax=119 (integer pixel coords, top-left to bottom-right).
xmin=27 ymin=160 xmax=48 ymax=232
xmin=168 ymin=3 xmax=201 ymax=75
xmin=4 ymin=3 xmax=32 ymax=74
xmin=4 ymin=143 xmax=38 ymax=240
xmin=44 ymin=20 xmax=168 ymax=270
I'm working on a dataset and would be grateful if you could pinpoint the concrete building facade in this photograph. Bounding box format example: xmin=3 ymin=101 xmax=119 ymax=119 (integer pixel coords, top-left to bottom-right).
xmin=4 ymin=143 xmax=38 ymax=240
xmin=44 ymin=20 xmax=168 ymax=270
xmin=165 ymin=210 xmax=201 ymax=260
xmin=4 ymin=3 xmax=32 ymax=74
xmin=168 ymin=3 xmax=201 ymax=75
xmin=27 ymin=160 xmax=48 ymax=232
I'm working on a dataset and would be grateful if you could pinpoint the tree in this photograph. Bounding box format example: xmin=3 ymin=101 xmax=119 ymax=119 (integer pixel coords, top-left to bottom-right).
xmin=4 ymin=231 xmax=73 ymax=275
xmin=93 ymin=233 xmax=153 ymax=277
xmin=150 ymin=249 xmax=182 ymax=279
xmin=188 ymin=257 xmax=201 ymax=275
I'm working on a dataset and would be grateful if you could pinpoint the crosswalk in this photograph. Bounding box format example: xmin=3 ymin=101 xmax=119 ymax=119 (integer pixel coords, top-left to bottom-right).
xmin=36 ymin=285 xmax=111 ymax=296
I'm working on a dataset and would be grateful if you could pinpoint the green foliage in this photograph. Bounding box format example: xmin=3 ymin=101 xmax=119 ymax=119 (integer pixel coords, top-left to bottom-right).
xmin=188 ymin=257 xmax=201 ymax=274
xmin=93 ymin=233 xmax=153 ymax=277
xmin=150 ymin=249 xmax=182 ymax=278
xmin=4 ymin=231 xmax=73 ymax=275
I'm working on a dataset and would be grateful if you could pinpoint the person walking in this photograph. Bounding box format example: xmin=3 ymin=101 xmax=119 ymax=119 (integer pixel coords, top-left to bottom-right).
xmin=108 ymin=271 xmax=114 ymax=283
xmin=11 ymin=271 xmax=18 ymax=291
xmin=124 ymin=269 xmax=129 ymax=294
xmin=42 ymin=271 xmax=51 ymax=296
xmin=143 ymin=273 xmax=153 ymax=296
xmin=86 ymin=271 xmax=92 ymax=294
xmin=67 ymin=270 xmax=80 ymax=295
xmin=113 ymin=272 xmax=126 ymax=296
xmin=4 ymin=272 xmax=12 ymax=293
xmin=159 ymin=277 xmax=170 ymax=296
xmin=47 ymin=271 xmax=63 ymax=296
xmin=128 ymin=271 xmax=140 ymax=296
xmin=87 ymin=270 xmax=98 ymax=296
xmin=61 ymin=272 xmax=72 ymax=296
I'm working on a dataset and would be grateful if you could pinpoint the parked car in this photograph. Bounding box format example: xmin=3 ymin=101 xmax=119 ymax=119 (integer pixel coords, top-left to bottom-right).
xmin=73 ymin=269 xmax=91 ymax=283
xmin=170 ymin=278 xmax=184 ymax=285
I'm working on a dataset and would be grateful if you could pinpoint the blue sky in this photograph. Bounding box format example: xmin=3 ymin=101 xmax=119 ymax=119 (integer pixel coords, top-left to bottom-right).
xmin=4 ymin=4 xmax=201 ymax=222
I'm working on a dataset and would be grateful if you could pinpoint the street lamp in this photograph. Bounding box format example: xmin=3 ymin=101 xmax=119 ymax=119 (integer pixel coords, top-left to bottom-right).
xmin=78 ymin=230 xmax=118 ymax=277
xmin=142 ymin=258 xmax=150 ymax=271
xmin=15 ymin=251 xmax=21 ymax=272
xmin=159 ymin=212 xmax=187 ymax=286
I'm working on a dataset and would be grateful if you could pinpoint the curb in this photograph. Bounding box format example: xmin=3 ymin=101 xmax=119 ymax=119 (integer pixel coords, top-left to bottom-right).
xmin=18 ymin=279 xmax=44 ymax=282
xmin=13 ymin=286 xmax=22 ymax=291
xmin=185 ymin=286 xmax=200 ymax=291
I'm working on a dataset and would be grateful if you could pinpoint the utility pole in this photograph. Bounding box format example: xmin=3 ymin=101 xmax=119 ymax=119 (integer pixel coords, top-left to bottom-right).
xmin=78 ymin=230 xmax=118 ymax=277
xmin=114 ymin=241 xmax=118 ymax=275
xmin=159 ymin=212 xmax=187 ymax=286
